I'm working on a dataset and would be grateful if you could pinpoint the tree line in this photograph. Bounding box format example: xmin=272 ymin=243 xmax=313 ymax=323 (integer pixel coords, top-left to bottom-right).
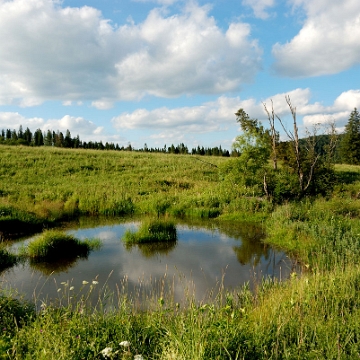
xmin=0 ymin=125 xmax=234 ymax=157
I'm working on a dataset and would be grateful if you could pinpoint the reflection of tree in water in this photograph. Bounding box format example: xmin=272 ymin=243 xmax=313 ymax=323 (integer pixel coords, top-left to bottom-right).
xmin=222 ymin=222 xmax=268 ymax=266
xmin=125 ymin=241 xmax=177 ymax=258
xmin=29 ymin=255 xmax=88 ymax=275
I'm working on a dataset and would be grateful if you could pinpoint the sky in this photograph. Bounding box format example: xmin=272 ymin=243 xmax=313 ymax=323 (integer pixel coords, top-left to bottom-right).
xmin=0 ymin=0 xmax=359 ymax=150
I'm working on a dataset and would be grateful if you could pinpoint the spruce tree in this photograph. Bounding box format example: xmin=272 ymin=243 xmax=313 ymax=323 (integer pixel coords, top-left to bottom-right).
xmin=340 ymin=108 xmax=360 ymax=164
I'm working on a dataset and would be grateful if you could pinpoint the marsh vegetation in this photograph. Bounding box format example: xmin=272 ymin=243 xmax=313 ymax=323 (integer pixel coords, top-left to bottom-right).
xmin=2 ymin=140 xmax=360 ymax=358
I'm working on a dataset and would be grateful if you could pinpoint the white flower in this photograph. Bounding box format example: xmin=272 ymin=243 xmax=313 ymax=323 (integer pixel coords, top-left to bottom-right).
xmin=134 ymin=355 xmax=144 ymax=360
xmin=92 ymin=280 xmax=99 ymax=285
xmin=82 ymin=280 xmax=89 ymax=285
xmin=101 ymin=347 xmax=113 ymax=358
xmin=69 ymin=286 xmax=75 ymax=291
xmin=119 ymin=341 xmax=131 ymax=347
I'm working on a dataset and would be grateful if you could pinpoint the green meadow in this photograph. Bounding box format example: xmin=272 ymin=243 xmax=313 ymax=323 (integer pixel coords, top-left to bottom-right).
xmin=2 ymin=145 xmax=360 ymax=358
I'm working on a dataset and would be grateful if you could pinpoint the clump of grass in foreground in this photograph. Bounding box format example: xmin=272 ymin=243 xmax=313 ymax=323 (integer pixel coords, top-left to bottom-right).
xmin=123 ymin=220 xmax=177 ymax=244
xmin=8 ymin=266 xmax=360 ymax=359
xmin=21 ymin=230 xmax=101 ymax=260
xmin=0 ymin=247 xmax=18 ymax=271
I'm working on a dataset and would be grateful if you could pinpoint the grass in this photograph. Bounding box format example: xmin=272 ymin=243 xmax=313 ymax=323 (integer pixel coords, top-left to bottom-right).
xmin=20 ymin=230 xmax=101 ymax=261
xmin=3 ymin=146 xmax=360 ymax=357
xmin=122 ymin=219 xmax=177 ymax=244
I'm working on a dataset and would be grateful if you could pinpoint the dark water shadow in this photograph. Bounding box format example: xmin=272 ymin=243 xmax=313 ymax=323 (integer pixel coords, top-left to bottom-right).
xmin=125 ymin=240 xmax=178 ymax=258
xmin=29 ymin=255 xmax=89 ymax=275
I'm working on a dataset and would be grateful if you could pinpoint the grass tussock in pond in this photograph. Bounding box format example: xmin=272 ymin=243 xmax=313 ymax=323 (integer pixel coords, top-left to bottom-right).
xmin=21 ymin=230 xmax=101 ymax=261
xmin=123 ymin=220 xmax=177 ymax=244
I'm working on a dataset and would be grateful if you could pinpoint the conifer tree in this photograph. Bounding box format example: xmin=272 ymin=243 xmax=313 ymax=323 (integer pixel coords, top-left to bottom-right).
xmin=340 ymin=108 xmax=360 ymax=164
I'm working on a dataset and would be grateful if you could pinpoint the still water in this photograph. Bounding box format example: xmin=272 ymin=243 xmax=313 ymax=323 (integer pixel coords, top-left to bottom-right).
xmin=1 ymin=217 xmax=298 ymax=305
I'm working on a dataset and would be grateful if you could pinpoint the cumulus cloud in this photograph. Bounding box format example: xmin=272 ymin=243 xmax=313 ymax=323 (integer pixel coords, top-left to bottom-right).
xmin=242 ymin=0 xmax=276 ymax=19
xmin=0 ymin=0 xmax=261 ymax=106
xmin=273 ymin=0 xmax=360 ymax=77
xmin=112 ymin=96 xmax=241 ymax=132
xmin=91 ymin=100 xmax=114 ymax=110
xmin=112 ymin=88 xmax=360 ymax=140
xmin=0 ymin=113 xmax=44 ymax=129
xmin=0 ymin=112 xmax=123 ymax=142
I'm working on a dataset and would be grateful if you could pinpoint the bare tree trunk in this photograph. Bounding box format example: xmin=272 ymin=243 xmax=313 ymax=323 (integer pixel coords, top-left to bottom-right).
xmin=263 ymin=100 xmax=278 ymax=170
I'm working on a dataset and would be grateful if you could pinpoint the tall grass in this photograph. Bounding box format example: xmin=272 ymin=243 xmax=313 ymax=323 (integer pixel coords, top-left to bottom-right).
xmin=3 ymin=147 xmax=360 ymax=358
xmin=122 ymin=219 xmax=177 ymax=244
xmin=0 ymin=146 xmax=240 ymax=234
xmin=4 ymin=266 xmax=360 ymax=359
xmin=20 ymin=230 xmax=101 ymax=260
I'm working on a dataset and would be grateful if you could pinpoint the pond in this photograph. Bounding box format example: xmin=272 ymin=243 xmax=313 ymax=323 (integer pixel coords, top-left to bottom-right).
xmin=1 ymin=217 xmax=298 ymax=306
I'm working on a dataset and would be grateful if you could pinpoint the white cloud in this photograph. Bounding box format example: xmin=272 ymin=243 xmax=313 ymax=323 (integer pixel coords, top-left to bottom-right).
xmin=0 ymin=112 xmax=119 ymax=142
xmin=91 ymin=100 xmax=114 ymax=110
xmin=273 ymin=0 xmax=360 ymax=77
xmin=0 ymin=0 xmax=261 ymax=106
xmin=112 ymin=96 xmax=241 ymax=132
xmin=242 ymin=0 xmax=276 ymax=19
xmin=132 ymin=0 xmax=179 ymax=5
xmin=0 ymin=112 xmax=43 ymax=129
xmin=113 ymin=88 xmax=360 ymax=141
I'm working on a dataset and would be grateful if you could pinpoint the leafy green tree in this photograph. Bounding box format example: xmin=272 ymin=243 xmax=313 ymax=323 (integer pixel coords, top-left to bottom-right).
xmin=220 ymin=109 xmax=272 ymax=197
xmin=222 ymin=99 xmax=337 ymax=202
xmin=340 ymin=108 xmax=360 ymax=164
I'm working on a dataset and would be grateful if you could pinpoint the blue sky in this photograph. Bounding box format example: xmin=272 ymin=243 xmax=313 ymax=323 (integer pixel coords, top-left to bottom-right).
xmin=0 ymin=0 xmax=359 ymax=149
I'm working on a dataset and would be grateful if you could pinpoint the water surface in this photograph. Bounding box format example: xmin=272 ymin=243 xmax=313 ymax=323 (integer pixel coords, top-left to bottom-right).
xmin=1 ymin=217 xmax=297 ymax=305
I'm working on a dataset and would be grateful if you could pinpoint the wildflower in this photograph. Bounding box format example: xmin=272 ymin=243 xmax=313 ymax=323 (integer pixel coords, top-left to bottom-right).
xmin=92 ymin=280 xmax=99 ymax=285
xmin=82 ymin=280 xmax=89 ymax=285
xmin=69 ymin=286 xmax=75 ymax=291
xmin=101 ymin=347 xmax=113 ymax=358
xmin=134 ymin=355 xmax=144 ymax=360
xmin=119 ymin=341 xmax=131 ymax=347
xmin=57 ymin=288 xmax=62 ymax=292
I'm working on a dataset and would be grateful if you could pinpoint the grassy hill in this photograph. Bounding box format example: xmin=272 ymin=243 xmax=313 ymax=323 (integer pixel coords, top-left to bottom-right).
xmin=2 ymin=146 xmax=360 ymax=358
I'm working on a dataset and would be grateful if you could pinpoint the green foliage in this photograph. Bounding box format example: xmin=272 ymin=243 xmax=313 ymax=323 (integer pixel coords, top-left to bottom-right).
xmin=227 ymin=106 xmax=337 ymax=202
xmin=123 ymin=219 xmax=177 ymax=244
xmin=22 ymin=230 xmax=101 ymax=260
xmin=340 ymin=108 xmax=360 ymax=164
xmin=0 ymin=291 xmax=35 ymax=336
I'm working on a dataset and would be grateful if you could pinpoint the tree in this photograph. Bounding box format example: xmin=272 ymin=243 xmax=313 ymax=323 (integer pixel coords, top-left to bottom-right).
xmin=33 ymin=129 xmax=44 ymax=146
xmin=64 ymin=129 xmax=72 ymax=148
xmin=229 ymin=109 xmax=272 ymax=197
xmin=339 ymin=108 xmax=360 ymax=164
xmin=44 ymin=130 xmax=53 ymax=146
xmin=222 ymin=98 xmax=337 ymax=202
xmin=274 ymin=96 xmax=337 ymax=198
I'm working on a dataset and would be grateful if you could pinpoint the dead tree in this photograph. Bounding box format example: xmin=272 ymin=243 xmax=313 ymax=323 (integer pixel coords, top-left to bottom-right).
xmin=263 ymin=100 xmax=278 ymax=171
